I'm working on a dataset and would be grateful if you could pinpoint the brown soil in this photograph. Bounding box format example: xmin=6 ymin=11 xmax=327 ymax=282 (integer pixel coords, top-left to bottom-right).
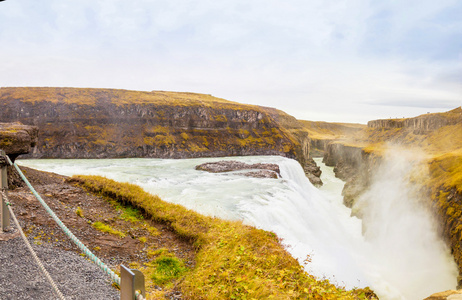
xmin=5 ymin=166 xmax=196 ymax=298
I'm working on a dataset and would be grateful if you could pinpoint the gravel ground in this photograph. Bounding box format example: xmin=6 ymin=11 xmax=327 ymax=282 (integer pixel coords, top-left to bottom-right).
xmin=0 ymin=220 xmax=119 ymax=300
xmin=0 ymin=165 xmax=196 ymax=299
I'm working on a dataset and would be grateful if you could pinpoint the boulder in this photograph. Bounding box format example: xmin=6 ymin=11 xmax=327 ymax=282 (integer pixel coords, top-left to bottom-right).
xmin=0 ymin=122 xmax=38 ymax=162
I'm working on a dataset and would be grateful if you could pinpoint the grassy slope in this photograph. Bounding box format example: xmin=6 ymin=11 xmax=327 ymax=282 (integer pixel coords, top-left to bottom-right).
xmin=72 ymin=175 xmax=375 ymax=299
xmin=1 ymin=87 xmax=259 ymax=109
xmin=299 ymin=120 xmax=366 ymax=141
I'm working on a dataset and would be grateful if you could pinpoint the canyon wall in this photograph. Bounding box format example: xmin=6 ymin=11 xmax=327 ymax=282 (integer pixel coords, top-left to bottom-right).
xmin=368 ymin=107 xmax=462 ymax=132
xmin=299 ymin=120 xmax=366 ymax=157
xmin=323 ymin=142 xmax=375 ymax=210
xmin=0 ymin=87 xmax=320 ymax=183
xmin=324 ymin=107 xmax=462 ymax=282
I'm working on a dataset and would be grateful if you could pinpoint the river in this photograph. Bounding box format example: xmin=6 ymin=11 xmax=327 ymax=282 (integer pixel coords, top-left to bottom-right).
xmin=18 ymin=155 xmax=457 ymax=299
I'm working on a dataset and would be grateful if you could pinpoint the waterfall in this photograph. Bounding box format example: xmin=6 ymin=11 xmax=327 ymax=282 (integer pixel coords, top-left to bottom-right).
xmin=18 ymin=154 xmax=457 ymax=299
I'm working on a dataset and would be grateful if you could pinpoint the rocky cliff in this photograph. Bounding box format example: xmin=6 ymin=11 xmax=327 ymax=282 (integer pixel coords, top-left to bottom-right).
xmin=0 ymin=87 xmax=320 ymax=183
xmin=299 ymin=120 xmax=366 ymax=157
xmin=0 ymin=122 xmax=38 ymax=162
xmin=323 ymin=107 xmax=462 ymax=283
xmin=323 ymin=142 xmax=375 ymax=210
xmin=0 ymin=122 xmax=38 ymax=188
xmin=368 ymin=107 xmax=462 ymax=132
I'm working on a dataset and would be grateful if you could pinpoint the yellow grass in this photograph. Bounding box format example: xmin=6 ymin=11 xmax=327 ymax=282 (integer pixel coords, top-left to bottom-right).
xmin=72 ymin=175 xmax=376 ymax=300
xmin=0 ymin=87 xmax=260 ymax=110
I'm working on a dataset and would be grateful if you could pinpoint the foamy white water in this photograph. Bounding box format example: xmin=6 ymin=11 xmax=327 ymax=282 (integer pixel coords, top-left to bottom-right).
xmin=18 ymin=155 xmax=457 ymax=299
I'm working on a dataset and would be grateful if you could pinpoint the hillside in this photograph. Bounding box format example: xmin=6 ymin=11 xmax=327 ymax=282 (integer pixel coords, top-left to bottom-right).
xmin=0 ymin=87 xmax=323 ymax=182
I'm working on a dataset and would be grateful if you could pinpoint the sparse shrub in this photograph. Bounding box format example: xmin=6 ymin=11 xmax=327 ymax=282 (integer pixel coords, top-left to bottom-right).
xmin=75 ymin=206 xmax=84 ymax=218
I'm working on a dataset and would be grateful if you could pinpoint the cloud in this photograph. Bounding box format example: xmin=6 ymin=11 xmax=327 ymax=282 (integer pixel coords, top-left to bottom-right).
xmin=361 ymin=0 xmax=462 ymax=60
xmin=369 ymin=100 xmax=459 ymax=109
xmin=0 ymin=0 xmax=460 ymax=123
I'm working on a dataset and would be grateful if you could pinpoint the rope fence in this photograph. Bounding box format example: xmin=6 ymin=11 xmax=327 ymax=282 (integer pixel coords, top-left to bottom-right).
xmin=1 ymin=154 xmax=145 ymax=300
xmin=2 ymin=189 xmax=66 ymax=300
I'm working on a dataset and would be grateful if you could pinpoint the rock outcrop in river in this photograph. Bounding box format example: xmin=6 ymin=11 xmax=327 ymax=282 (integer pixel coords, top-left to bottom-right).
xmin=196 ymin=160 xmax=281 ymax=179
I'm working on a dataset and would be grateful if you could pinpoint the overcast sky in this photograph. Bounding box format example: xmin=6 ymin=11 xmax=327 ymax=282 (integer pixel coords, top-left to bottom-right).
xmin=1 ymin=1 xmax=461 ymax=123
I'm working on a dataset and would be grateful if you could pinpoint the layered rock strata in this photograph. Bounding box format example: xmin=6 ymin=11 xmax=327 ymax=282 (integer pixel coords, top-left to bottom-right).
xmin=368 ymin=107 xmax=462 ymax=132
xmin=0 ymin=122 xmax=38 ymax=162
xmin=0 ymin=87 xmax=321 ymax=184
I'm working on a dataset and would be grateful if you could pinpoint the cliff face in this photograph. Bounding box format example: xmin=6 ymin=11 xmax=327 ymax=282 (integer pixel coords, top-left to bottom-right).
xmin=323 ymin=142 xmax=375 ymax=210
xmin=0 ymin=87 xmax=301 ymax=161
xmin=323 ymin=107 xmax=462 ymax=282
xmin=368 ymin=107 xmax=462 ymax=132
xmin=299 ymin=120 xmax=366 ymax=157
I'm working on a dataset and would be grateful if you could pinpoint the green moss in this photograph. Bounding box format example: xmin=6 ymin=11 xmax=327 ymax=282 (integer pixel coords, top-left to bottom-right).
xmin=92 ymin=221 xmax=126 ymax=238
xmin=148 ymin=256 xmax=187 ymax=285
xmin=120 ymin=206 xmax=144 ymax=223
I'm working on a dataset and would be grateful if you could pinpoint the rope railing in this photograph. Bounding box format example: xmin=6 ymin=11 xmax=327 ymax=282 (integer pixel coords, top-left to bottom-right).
xmin=2 ymin=154 xmax=146 ymax=300
xmin=2 ymin=189 xmax=66 ymax=300
xmin=5 ymin=155 xmax=122 ymax=286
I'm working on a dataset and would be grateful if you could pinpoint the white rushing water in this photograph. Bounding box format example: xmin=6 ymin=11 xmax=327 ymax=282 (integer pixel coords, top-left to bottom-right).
xmin=18 ymin=155 xmax=457 ymax=299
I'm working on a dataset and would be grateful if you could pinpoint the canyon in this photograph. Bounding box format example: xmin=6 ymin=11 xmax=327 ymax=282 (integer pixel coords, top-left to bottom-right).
xmin=1 ymin=86 xmax=461 ymax=298
xmin=0 ymin=87 xmax=319 ymax=184
xmin=315 ymin=107 xmax=462 ymax=289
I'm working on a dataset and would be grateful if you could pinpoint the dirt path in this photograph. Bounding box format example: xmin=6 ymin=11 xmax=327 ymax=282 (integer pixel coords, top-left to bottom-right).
xmin=0 ymin=166 xmax=196 ymax=299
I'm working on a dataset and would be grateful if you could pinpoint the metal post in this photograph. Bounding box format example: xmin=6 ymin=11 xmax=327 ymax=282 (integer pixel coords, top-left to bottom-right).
xmin=120 ymin=264 xmax=145 ymax=300
xmin=0 ymin=149 xmax=10 ymax=232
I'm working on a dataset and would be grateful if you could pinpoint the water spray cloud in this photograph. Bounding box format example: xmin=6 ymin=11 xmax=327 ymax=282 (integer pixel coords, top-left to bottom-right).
xmin=356 ymin=146 xmax=457 ymax=299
